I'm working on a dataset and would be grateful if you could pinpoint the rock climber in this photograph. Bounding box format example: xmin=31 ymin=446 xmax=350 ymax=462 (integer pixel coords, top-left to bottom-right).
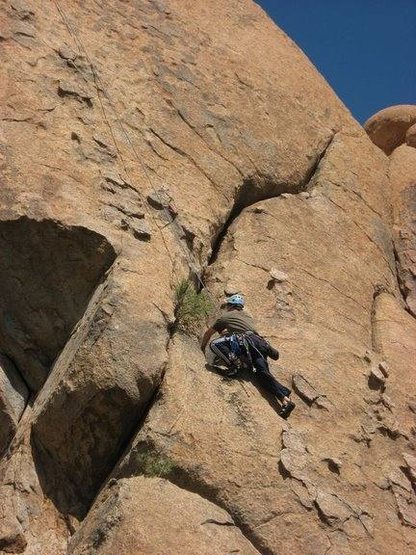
xmin=200 ymin=294 xmax=296 ymax=419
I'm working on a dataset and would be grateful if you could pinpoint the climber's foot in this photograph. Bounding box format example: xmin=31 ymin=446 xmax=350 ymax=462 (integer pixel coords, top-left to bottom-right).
xmin=279 ymin=401 xmax=296 ymax=419
xmin=211 ymin=364 xmax=237 ymax=377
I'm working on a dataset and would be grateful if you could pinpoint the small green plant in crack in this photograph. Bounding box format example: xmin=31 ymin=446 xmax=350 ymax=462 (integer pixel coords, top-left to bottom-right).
xmin=136 ymin=450 xmax=175 ymax=478
xmin=175 ymin=279 xmax=213 ymax=335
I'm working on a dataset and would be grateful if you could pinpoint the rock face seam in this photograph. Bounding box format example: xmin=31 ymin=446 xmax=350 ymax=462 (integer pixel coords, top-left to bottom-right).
xmin=206 ymin=131 xmax=338 ymax=269
xmin=122 ymin=439 xmax=268 ymax=555
xmin=392 ymin=242 xmax=416 ymax=320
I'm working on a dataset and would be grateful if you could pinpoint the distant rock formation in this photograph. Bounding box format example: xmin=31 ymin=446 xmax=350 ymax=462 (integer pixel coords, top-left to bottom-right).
xmin=0 ymin=1 xmax=415 ymax=554
xmin=364 ymin=104 xmax=416 ymax=154
xmin=365 ymin=104 xmax=416 ymax=318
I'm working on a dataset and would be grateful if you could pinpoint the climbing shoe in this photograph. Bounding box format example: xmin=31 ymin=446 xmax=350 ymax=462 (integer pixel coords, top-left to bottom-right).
xmin=213 ymin=364 xmax=237 ymax=378
xmin=279 ymin=401 xmax=296 ymax=419
xmin=267 ymin=345 xmax=280 ymax=360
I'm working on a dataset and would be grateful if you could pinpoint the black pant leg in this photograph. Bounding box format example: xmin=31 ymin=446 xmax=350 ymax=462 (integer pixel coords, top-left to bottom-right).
xmin=250 ymin=352 xmax=291 ymax=400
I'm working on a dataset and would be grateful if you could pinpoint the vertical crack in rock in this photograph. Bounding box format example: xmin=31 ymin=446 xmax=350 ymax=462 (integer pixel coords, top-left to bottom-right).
xmin=118 ymin=442 xmax=268 ymax=555
xmin=0 ymin=217 xmax=121 ymax=521
xmin=392 ymin=243 xmax=416 ymax=319
xmin=31 ymin=287 xmax=177 ymax=523
xmin=370 ymin=286 xmax=384 ymax=354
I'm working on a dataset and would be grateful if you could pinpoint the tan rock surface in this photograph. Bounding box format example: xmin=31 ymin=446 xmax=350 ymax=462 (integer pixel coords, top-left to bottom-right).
xmin=406 ymin=123 xmax=416 ymax=148
xmin=364 ymin=105 xmax=416 ymax=155
xmin=0 ymin=1 xmax=415 ymax=555
xmin=389 ymin=145 xmax=416 ymax=316
xmin=372 ymin=293 xmax=416 ymax=535
xmin=74 ymin=132 xmax=413 ymax=554
xmin=69 ymin=476 xmax=260 ymax=555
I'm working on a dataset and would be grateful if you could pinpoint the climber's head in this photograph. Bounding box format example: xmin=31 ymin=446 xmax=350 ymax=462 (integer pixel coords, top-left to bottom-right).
xmin=225 ymin=294 xmax=245 ymax=310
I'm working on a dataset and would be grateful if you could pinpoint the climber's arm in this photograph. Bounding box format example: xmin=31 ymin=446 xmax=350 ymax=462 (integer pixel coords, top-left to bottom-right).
xmin=200 ymin=327 xmax=216 ymax=352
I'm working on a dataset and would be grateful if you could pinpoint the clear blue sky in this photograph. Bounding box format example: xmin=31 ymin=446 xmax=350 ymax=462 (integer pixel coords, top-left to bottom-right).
xmin=256 ymin=0 xmax=416 ymax=124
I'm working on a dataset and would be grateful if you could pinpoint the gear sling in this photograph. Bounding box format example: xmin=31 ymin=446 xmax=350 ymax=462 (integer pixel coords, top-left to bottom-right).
xmin=210 ymin=332 xmax=290 ymax=400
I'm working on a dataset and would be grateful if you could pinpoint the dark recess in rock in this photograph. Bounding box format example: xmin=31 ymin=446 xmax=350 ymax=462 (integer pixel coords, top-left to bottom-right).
xmin=0 ymin=217 xmax=116 ymax=391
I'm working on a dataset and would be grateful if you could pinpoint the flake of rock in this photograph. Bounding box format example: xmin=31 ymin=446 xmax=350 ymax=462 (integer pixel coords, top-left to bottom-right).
xmin=292 ymin=374 xmax=320 ymax=405
xmin=388 ymin=469 xmax=412 ymax=493
xmin=282 ymin=429 xmax=306 ymax=454
xmin=109 ymin=199 xmax=144 ymax=219
xmin=93 ymin=133 xmax=111 ymax=149
xmin=279 ymin=447 xmax=308 ymax=481
xmin=323 ymin=457 xmax=342 ymax=473
xmin=11 ymin=0 xmax=34 ymax=19
xmin=315 ymin=491 xmax=353 ymax=525
xmin=58 ymin=44 xmax=77 ymax=61
xmin=127 ymin=218 xmax=151 ymax=241
xmin=402 ymin=453 xmax=416 ymax=482
xmin=299 ymin=191 xmax=310 ymax=199
xmin=269 ymin=268 xmax=288 ymax=283
xmin=281 ymin=193 xmax=292 ymax=199
xmin=314 ymin=395 xmax=332 ymax=411
xmin=12 ymin=21 xmax=35 ymax=37
xmin=290 ymin=479 xmax=314 ymax=509
xmin=395 ymin=490 xmax=416 ymax=528
xmin=223 ymin=282 xmax=241 ymax=297
xmin=180 ymin=224 xmax=196 ymax=250
xmin=101 ymin=206 xmax=122 ymax=226
xmin=381 ymin=395 xmax=395 ymax=410
xmin=93 ymin=134 xmax=116 ymax=157
xmin=359 ymin=514 xmax=374 ymax=537
xmin=253 ymin=205 xmax=266 ymax=213
xmin=71 ymin=131 xmax=81 ymax=143
xmin=369 ymin=366 xmax=386 ymax=387
xmin=380 ymin=418 xmax=405 ymax=440
xmin=102 ymin=170 xmax=127 ymax=189
xmin=364 ymin=350 xmax=373 ymax=363
xmin=58 ymin=80 xmax=93 ymax=104
xmin=408 ymin=399 xmax=416 ymax=414
xmin=147 ymin=188 xmax=171 ymax=210
xmin=377 ymin=477 xmax=390 ymax=490
xmin=378 ymin=361 xmax=389 ymax=378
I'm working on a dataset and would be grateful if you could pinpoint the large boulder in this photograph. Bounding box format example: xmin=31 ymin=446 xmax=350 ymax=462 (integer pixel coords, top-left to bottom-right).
xmin=69 ymin=476 xmax=260 ymax=555
xmin=406 ymin=123 xmax=416 ymax=148
xmin=364 ymin=105 xmax=416 ymax=155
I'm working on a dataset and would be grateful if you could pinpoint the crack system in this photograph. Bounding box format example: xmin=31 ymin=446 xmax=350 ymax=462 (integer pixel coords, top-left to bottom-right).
xmin=392 ymin=243 xmax=416 ymax=319
xmin=205 ymin=131 xmax=337 ymax=269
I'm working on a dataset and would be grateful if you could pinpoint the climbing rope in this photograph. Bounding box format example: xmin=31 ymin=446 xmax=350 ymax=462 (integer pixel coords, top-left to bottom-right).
xmin=51 ymin=0 xmax=217 ymax=303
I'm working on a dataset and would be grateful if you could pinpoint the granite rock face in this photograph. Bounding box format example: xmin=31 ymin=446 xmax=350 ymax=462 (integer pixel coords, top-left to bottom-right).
xmin=0 ymin=1 xmax=415 ymax=554
xmin=388 ymin=146 xmax=416 ymax=317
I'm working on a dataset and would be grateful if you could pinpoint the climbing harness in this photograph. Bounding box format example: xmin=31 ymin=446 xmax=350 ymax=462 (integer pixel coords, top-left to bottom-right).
xmin=210 ymin=331 xmax=278 ymax=375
